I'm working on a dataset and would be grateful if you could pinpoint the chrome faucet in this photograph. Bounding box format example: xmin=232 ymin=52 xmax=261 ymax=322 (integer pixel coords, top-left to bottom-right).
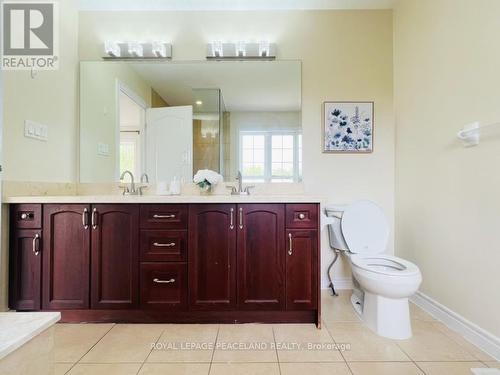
xmin=227 ymin=171 xmax=255 ymax=195
xmin=120 ymin=170 xmax=136 ymax=195
xmin=137 ymin=173 xmax=150 ymax=195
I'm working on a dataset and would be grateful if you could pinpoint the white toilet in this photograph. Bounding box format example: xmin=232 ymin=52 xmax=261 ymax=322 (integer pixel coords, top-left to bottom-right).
xmin=326 ymin=200 xmax=422 ymax=340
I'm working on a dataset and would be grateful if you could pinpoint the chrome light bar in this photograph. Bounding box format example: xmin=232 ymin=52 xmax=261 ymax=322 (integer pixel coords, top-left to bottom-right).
xmin=206 ymin=41 xmax=276 ymax=60
xmin=103 ymin=41 xmax=172 ymax=60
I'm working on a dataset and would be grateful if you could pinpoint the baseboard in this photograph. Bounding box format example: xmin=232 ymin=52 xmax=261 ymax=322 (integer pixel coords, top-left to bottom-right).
xmin=321 ymin=277 xmax=353 ymax=291
xmin=411 ymin=291 xmax=500 ymax=361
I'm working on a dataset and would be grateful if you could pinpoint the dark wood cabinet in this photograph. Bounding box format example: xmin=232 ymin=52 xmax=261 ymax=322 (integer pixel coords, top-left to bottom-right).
xmin=189 ymin=204 xmax=237 ymax=310
xmin=237 ymin=204 xmax=285 ymax=310
xmin=42 ymin=204 xmax=90 ymax=310
xmin=91 ymin=204 xmax=139 ymax=309
xmin=9 ymin=229 xmax=42 ymax=310
xmin=10 ymin=202 xmax=320 ymax=325
xmin=286 ymin=229 xmax=318 ymax=310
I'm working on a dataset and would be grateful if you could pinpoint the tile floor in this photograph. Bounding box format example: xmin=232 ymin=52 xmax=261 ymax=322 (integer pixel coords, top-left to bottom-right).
xmin=54 ymin=291 xmax=499 ymax=375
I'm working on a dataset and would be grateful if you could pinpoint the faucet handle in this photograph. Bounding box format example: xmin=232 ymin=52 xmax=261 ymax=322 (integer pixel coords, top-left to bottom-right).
xmin=226 ymin=185 xmax=237 ymax=194
xmin=244 ymin=185 xmax=255 ymax=195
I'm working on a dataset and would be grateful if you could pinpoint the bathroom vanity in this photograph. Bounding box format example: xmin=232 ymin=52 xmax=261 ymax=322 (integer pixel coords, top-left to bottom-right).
xmin=8 ymin=197 xmax=321 ymax=326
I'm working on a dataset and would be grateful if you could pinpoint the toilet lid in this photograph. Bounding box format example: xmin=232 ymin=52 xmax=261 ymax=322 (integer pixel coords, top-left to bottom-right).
xmin=341 ymin=200 xmax=389 ymax=255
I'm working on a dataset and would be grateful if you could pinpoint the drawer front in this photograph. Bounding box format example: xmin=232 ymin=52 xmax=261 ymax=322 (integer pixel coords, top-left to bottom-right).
xmin=140 ymin=205 xmax=188 ymax=229
xmin=140 ymin=230 xmax=187 ymax=262
xmin=285 ymin=204 xmax=319 ymax=229
xmin=11 ymin=204 xmax=42 ymax=229
xmin=140 ymin=263 xmax=187 ymax=310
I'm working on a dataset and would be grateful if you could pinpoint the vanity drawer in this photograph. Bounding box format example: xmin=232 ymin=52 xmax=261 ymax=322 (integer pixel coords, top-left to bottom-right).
xmin=140 ymin=205 xmax=188 ymax=229
xmin=140 ymin=230 xmax=187 ymax=262
xmin=11 ymin=204 xmax=42 ymax=229
xmin=140 ymin=263 xmax=187 ymax=310
xmin=285 ymin=204 xmax=319 ymax=229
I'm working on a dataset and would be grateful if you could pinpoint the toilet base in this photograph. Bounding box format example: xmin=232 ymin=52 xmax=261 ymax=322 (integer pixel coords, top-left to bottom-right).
xmin=359 ymin=292 xmax=412 ymax=340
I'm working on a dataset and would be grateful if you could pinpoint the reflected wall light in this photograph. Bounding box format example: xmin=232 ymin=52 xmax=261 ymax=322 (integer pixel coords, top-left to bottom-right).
xmin=103 ymin=41 xmax=172 ymax=59
xmin=206 ymin=41 xmax=276 ymax=60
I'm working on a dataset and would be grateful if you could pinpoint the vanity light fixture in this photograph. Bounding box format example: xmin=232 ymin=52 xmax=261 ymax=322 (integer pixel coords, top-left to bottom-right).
xmin=195 ymin=100 xmax=203 ymax=105
xmin=206 ymin=41 xmax=276 ymax=60
xmin=103 ymin=41 xmax=172 ymax=60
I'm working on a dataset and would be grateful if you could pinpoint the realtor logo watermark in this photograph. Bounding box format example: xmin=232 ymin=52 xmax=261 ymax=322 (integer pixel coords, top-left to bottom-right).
xmin=1 ymin=1 xmax=59 ymax=70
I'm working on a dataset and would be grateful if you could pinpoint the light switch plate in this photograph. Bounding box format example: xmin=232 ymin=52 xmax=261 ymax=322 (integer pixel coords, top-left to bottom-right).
xmin=24 ymin=120 xmax=48 ymax=141
xmin=98 ymin=142 xmax=110 ymax=156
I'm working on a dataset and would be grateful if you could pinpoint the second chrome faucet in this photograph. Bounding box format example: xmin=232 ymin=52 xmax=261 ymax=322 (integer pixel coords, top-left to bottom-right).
xmin=227 ymin=171 xmax=255 ymax=195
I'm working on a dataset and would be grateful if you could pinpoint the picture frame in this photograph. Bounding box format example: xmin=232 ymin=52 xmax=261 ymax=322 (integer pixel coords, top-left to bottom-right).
xmin=322 ymin=101 xmax=374 ymax=153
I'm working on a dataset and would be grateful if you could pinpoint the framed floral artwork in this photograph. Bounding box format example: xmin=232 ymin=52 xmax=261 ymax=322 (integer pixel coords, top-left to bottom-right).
xmin=322 ymin=101 xmax=374 ymax=153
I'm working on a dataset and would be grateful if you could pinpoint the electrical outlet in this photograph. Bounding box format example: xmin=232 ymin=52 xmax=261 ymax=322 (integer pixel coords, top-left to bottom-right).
xmin=24 ymin=120 xmax=48 ymax=141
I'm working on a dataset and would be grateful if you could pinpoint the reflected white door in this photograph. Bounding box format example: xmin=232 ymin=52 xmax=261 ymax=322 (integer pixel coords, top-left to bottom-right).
xmin=145 ymin=106 xmax=193 ymax=184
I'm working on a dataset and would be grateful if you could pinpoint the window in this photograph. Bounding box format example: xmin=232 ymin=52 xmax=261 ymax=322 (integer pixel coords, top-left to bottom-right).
xmin=240 ymin=131 xmax=302 ymax=183
xmin=241 ymin=134 xmax=265 ymax=182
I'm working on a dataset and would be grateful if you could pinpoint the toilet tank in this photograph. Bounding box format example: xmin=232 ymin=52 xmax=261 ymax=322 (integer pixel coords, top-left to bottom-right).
xmin=325 ymin=205 xmax=349 ymax=251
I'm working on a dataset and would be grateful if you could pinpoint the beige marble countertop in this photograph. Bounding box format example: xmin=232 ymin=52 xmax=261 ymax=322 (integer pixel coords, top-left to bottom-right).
xmin=0 ymin=312 xmax=60 ymax=360
xmin=4 ymin=194 xmax=323 ymax=204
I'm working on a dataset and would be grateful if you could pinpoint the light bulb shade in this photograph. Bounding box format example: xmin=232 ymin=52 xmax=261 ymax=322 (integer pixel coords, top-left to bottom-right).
xmin=258 ymin=41 xmax=270 ymax=57
xmin=104 ymin=41 xmax=121 ymax=57
xmin=127 ymin=42 xmax=143 ymax=57
xmin=151 ymin=41 xmax=167 ymax=57
xmin=211 ymin=41 xmax=223 ymax=57
xmin=237 ymin=41 xmax=246 ymax=57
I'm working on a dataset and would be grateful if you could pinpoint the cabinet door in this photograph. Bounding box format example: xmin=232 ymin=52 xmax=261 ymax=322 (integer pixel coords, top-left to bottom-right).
xmin=91 ymin=204 xmax=139 ymax=309
xmin=189 ymin=204 xmax=236 ymax=310
xmin=286 ymin=230 xmax=318 ymax=310
xmin=42 ymin=204 xmax=90 ymax=310
xmin=237 ymin=204 xmax=285 ymax=310
xmin=10 ymin=229 xmax=42 ymax=310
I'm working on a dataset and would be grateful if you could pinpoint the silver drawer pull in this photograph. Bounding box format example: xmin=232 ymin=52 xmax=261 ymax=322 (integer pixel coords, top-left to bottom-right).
xmin=153 ymin=242 xmax=176 ymax=247
xmin=288 ymin=233 xmax=293 ymax=256
xmin=153 ymin=278 xmax=175 ymax=284
xmin=32 ymin=234 xmax=40 ymax=256
xmin=298 ymin=213 xmax=306 ymax=220
xmin=153 ymin=214 xmax=176 ymax=219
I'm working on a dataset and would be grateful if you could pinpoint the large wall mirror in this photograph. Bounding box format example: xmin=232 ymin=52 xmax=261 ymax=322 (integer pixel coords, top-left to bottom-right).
xmin=79 ymin=60 xmax=302 ymax=184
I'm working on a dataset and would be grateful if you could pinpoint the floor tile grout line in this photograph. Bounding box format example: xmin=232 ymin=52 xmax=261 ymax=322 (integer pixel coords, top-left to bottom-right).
xmin=430 ymin=321 xmax=493 ymax=362
xmin=59 ymin=323 xmax=116 ymax=374
xmin=136 ymin=324 xmax=169 ymax=375
xmin=323 ymin=317 xmax=353 ymax=374
xmin=71 ymin=323 xmax=116 ymax=365
xmin=208 ymin=324 xmax=221 ymax=375
xmin=271 ymin=325 xmax=282 ymax=375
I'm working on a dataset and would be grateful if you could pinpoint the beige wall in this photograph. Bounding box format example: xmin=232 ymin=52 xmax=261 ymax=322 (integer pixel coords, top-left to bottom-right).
xmin=0 ymin=0 xmax=79 ymax=311
xmin=394 ymin=0 xmax=500 ymax=337
xmin=79 ymin=10 xmax=394 ymax=286
xmin=2 ymin=0 xmax=79 ymax=182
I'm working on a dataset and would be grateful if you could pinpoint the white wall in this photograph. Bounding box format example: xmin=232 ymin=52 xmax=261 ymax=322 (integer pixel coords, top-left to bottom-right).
xmin=79 ymin=10 xmax=395 ymax=286
xmin=80 ymin=62 xmax=152 ymax=182
xmin=2 ymin=0 xmax=79 ymax=183
xmin=394 ymin=0 xmax=500 ymax=337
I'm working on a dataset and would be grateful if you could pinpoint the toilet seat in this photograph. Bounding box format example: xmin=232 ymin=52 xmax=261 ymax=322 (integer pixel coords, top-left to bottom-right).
xmin=350 ymin=253 xmax=420 ymax=277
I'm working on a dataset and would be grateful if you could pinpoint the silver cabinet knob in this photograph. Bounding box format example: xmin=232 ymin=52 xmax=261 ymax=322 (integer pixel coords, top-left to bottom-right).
xmin=298 ymin=213 xmax=306 ymax=220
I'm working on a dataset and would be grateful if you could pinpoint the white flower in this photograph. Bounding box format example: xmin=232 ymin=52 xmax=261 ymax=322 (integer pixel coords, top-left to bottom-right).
xmin=193 ymin=169 xmax=223 ymax=185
